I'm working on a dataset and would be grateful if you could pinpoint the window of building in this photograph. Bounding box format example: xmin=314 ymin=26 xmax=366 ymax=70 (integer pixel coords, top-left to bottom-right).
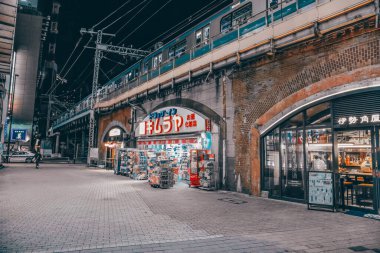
xmin=263 ymin=128 xmax=281 ymax=196
xmin=48 ymin=43 xmax=56 ymax=54
xmin=305 ymin=128 xmax=332 ymax=172
xmin=51 ymin=22 xmax=58 ymax=33
xmin=220 ymin=3 xmax=252 ymax=33
xmin=262 ymin=101 xmax=337 ymax=200
xmin=52 ymin=2 xmax=60 ymax=14
xmin=306 ymin=102 xmax=331 ymax=126
xmin=195 ymin=25 xmax=210 ymax=47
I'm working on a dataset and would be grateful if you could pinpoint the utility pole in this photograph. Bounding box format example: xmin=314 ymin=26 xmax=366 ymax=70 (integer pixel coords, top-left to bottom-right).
xmin=79 ymin=28 xmax=150 ymax=165
xmin=80 ymin=29 xmax=114 ymax=165
xmin=45 ymin=74 xmax=66 ymax=137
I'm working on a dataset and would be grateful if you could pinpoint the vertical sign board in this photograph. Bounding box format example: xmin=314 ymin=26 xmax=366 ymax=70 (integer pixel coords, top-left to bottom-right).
xmin=308 ymin=171 xmax=335 ymax=212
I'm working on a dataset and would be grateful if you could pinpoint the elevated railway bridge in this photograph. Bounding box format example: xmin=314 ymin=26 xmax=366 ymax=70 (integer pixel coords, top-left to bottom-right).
xmin=51 ymin=0 xmax=380 ymax=202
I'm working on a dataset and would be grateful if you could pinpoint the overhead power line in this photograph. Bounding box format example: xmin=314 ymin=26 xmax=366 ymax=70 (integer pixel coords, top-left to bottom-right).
xmin=59 ymin=36 xmax=83 ymax=75
xmin=92 ymin=0 xmax=131 ymax=29
xmin=108 ymin=0 xmax=152 ymax=38
xmin=47 ymin=36 xmax=93 ymax=95
xmin=63 ymin=0 xmax=152 ymax=93
xmin=105 ymin=0 xmax=228 ymax=78
xmin=102 ymin=0 xmax=151 ymax=31
xmin=140 ymin=0 xmax=229 ymax=49
xmin=117 ymin=0 xmax=174 ymax=46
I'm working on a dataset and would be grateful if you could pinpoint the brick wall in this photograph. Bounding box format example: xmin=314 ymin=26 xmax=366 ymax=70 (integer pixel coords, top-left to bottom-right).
xmin=97 ymin=107 xmax=132 ymax=160
xmin=232 ymin=29 xmax=380 ymax=195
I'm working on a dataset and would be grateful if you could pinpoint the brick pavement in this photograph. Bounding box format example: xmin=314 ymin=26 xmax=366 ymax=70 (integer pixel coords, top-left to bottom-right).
xmin=0 ymin=164 xmax=379 ymax=253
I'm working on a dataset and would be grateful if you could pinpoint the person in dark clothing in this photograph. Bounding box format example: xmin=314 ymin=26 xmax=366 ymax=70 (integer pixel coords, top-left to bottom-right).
xmin=34 ymin=152 xmax=42 ymax=169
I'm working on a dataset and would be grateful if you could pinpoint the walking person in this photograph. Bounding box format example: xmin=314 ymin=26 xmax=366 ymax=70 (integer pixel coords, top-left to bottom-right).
xmin=34 ymin=151 xmax=42 ymax=169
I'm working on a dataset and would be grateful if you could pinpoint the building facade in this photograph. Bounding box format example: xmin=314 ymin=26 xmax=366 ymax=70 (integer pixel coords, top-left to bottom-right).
xmin=0 ymin=0 xmax=18 ymax=157
xmin=52 ymin=0 xmax=380 ymax=213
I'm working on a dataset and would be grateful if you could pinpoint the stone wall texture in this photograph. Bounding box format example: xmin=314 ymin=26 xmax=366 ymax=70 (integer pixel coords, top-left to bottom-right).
xmin=232 ymin=29 xmax=380 ymax=195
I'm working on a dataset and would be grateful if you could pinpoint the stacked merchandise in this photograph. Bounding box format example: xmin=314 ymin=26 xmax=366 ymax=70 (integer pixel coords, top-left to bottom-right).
xmin=148 ymin=160 xmax=174 ymax=189
xmin=123 ymin=150 xmax=136 ymax=176
xmin=199 ymin=161 xmax=215 ymax=189
xmin=116 ymin=149 xmax=136 ymax=176
xmin=179 ymin=158 xmax=190 ymax=182
xmin=149 ymin=166 xmax=161 ymax=187
xmin=130 ymin=150 xmax=148 ymax=180
xmin=117 ymin=150 xmax=128 ymax=175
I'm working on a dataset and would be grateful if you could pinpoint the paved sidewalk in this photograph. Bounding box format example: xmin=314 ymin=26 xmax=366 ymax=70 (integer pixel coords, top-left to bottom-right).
xmin=0 ymin=164 xmax=379 ymax=253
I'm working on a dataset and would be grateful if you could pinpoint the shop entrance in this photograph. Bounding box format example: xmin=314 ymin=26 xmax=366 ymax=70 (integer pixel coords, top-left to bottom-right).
xmin=281 ymin=129 xmax=305 ymax=200
xmin=338 ymin=128 xmax=377 ymax=210
xmin=106 ymin=145 xmax=117 ymax=169
xmin=262 ymin=90 xmax=380 ymax=212
xmin=128 ymin=106 xmax=219 ymax=190
xmin=137 ymin=136 xmax=215 ymax=188
xmin=102 ymin=126 xmax=126 ymax=169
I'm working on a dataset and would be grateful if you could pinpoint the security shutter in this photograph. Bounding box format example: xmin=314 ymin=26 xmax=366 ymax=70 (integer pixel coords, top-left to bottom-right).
xmin=333 ymin=90 xmax=380 ymax=128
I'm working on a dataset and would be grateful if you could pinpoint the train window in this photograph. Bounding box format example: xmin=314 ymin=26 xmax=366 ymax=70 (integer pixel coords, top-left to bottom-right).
xmin=195 ymin=25 xmax=210 ymax=47
xmin=175 ymin=40 xmax=186 ymax=57
xmin=196 ymin=30 xmax=202 ymax=45
xmin=221 ymin=14 xmax=232 ymax=33
xmin=144 ymin=62 xmax=149 ymax=73
xmin=169 ymin=40 xmax=187 ymax=59
xmin=221 ymin=3 xmax=252 ymax=33
xmin=204 ymin=26 xmax=210 ymax=43
xmin=152 ymin=53 xmax=162 ymax=69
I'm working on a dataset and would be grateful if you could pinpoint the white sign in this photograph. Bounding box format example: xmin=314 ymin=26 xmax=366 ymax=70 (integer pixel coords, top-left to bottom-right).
xmin=338 ymin=114 xmax=380 ymax=125
xmin=308 ymin=172 xmax=333 ymax=206
xmin=90 ymin=148 xmax=99 ymax=159
xmin=136 ymin=107 xmax=207 ymax=137
xmin=109 ymin=128 xmax=121 ymax=137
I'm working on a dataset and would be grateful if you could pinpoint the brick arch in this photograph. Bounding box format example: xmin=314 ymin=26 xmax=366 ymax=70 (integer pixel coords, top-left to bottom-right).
xmin=101 ymin=120 xmax=129 ymax=143
xmin=147 ymin=98 xmax=226 ymax=190
xmin=149 ymin=98 xmax=226 ymax=135
xmin=256 ymin=65 xmax=380 ymax=135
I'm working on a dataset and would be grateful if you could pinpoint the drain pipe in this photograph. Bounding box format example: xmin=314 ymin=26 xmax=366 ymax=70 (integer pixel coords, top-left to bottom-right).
xmin=222 ymin=74 xmax=227 ymax=188
xmin=376 ymin=0 xmax=379 ymax=28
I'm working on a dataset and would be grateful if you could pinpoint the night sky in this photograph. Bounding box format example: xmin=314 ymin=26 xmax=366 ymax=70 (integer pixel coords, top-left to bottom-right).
xmin=40 ymin=0 xmax=232 ymax=103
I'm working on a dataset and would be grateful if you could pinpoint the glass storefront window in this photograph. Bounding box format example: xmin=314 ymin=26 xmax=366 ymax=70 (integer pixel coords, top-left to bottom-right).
xmin=261 ymin=91 xmax=379 ymax=211
xmin=306 ymin=129 xmax=333 ymax=171
xmin=281 ymin=129 xmax=304 ymax=199
xmin=263 ymin=128 xmax=280 ymax=196
xmin=281 ymin=112 xmax=303 ymax=129
xmin=337 ymin=130 xmax=372 ymax=173
xmin=306 ymin=102 xmax=331 ymax=126
xmin=337 ymin=129 xmax=374 ymax=209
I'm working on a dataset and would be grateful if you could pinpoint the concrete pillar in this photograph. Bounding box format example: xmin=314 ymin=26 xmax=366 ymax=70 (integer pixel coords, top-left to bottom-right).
xmin=74 ymin=130 xmax=77 ymax=161
xmin=251 ymin=127 xmax=261 ymax=197
xmin=55 ymin=134 xmax=60 ymax=154
xmin=81 ymin=130 xmax=85 ymax=157
xmin=66 ymin=134 xmax=69 ymax=157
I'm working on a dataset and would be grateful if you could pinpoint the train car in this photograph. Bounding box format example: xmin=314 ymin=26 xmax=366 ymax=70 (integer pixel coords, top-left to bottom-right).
xmin=57 ymin=0 xmax=318 ymax=123
xmin=100 ymin=0 xmax=314 ymax=94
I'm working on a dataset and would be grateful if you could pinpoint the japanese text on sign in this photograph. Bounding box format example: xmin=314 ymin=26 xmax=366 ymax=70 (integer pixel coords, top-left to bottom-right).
xmin=137 ymin=107 xmax=207 ymax=136
xmin=337 ymin=114 xmax=380 ymax=125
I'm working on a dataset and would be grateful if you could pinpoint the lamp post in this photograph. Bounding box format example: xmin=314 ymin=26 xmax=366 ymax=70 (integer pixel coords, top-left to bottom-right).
xmin=6 ymin=74 xmax=18 ymax=163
